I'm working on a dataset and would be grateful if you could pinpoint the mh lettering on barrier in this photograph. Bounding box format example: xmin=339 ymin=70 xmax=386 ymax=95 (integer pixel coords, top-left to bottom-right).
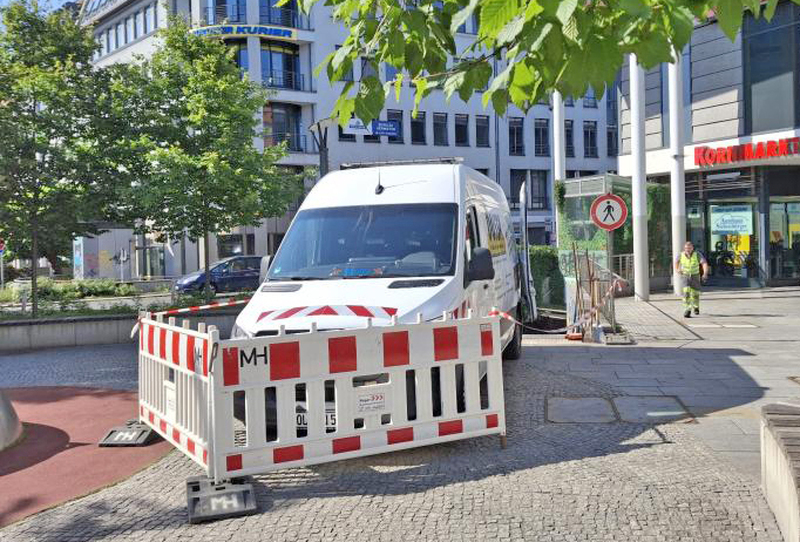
xmin=113 ymin=430 xmax=139 ymax=442
xmin=209 ymin=494 xmax=240 ymax=511
xmin=694 ymin=137 xmax=800 ymax=167
xmin=240 ymin=346 xmax=268 ymax=367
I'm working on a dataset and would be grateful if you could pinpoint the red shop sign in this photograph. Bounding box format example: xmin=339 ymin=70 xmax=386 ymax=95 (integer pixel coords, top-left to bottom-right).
xmin=694 ymin=137 xmax=800 ymax=167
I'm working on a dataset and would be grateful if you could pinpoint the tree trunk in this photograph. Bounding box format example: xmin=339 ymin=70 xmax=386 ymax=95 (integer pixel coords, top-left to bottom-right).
xmin=203 ymin=230 xmax=211 ymax=303
xmin=31 ymin=217 xmax=38 ymax=318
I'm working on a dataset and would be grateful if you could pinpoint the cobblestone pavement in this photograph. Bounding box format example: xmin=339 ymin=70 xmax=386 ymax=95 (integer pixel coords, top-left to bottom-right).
xmin=0 ymin=344 xmax=138 ymax=390
xmin=1 ymin=343 xmax=782 ymax=542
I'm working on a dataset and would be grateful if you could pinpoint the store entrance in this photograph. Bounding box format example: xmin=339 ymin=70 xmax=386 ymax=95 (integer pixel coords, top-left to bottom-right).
xmin=687 ymin=200 xmax=760 ymax=286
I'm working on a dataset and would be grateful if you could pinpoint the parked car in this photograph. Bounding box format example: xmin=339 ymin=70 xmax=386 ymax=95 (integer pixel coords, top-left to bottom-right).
xmin=174 ymin=256 xmax=263 ymax=294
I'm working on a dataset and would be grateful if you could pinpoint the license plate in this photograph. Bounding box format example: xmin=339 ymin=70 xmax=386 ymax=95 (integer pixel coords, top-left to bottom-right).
xmin=295 ymin=407 xmax=337 ymax=430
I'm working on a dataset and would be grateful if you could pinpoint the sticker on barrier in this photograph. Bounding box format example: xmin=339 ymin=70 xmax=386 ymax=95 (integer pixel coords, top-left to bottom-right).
xmin=132 ymin=310 xmax=507 ymax=520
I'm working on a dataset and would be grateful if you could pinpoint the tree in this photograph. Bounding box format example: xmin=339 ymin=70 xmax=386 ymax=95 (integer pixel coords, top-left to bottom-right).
xmin=305 ymin=0 xmax=791 ymax=124
xmin=0 ymin=0 xmax=118 ymax=316
xmin=123 ymin=16 xmax=303 ymax=300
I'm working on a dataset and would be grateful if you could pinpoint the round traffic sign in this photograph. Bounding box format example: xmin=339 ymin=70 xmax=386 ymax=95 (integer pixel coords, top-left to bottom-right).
xmin=590 ymin=193 xmax=628 ymax=231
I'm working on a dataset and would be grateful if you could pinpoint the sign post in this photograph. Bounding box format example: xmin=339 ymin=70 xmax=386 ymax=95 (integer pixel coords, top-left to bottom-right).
xmin=589 ymin=193 xmax=629 ymax=334
xmin=0 ymin=238 xmax=5 ymax=289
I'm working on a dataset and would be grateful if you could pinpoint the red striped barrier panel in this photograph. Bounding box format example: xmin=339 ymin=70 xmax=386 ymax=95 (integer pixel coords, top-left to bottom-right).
xmin=136 ymin=311 xmax=506 ymax=484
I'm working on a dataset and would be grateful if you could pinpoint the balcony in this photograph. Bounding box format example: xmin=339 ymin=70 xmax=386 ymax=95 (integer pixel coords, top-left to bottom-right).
xmin=265 ymin=132 xmax=313 ymax=153
xmin=205 ymin=5 xmax=245 ymax=25
xmin=259 ymin=7 xmax=311 ymax=29
xmin=262 ymin=70 xmax=310 ymax=92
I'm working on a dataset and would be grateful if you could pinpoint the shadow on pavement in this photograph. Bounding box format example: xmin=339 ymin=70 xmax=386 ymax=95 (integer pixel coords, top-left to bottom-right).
xmin=0 ymin=423 xmax=88 ymax=477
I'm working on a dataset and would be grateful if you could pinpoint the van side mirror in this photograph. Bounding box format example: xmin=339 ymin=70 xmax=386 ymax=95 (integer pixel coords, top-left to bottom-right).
xmin=259 ymin=255 xmax=272 ymax=283
xmin=467 ymin=247 xmax=495 ymax=282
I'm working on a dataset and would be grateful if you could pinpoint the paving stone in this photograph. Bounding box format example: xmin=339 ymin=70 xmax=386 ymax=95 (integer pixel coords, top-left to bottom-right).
xmin=547 ymin=397 xmax=617 ymax=423
xmin=612 ymin=396 xmax=689 ymax=423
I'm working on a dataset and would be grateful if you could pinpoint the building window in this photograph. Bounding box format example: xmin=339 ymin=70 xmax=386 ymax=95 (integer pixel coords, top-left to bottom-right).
xmin=134 ymin=11 xmax=142 ymax=39
xmin=565 ymin=120 xmax=575 ymax=157
xmin=455 ymin=114 xmax=469 ymax=146
xmin=509 ymin=117 xmax=524 ymax=155
xmin=476 ymin=168 xmax=489 ymax=177
xmin=145 ymin=4 xmax=155 ymax=33
xmin=338 ymin=125 xmax=356 ymax=142
xmin=744 ymin=2 xmax=799 ymax=133
xmin=364 ymin=119 xmax=380 ymax=143
xmin=530 ymin=170 xmax=549 ymax=210
xmin=534 ymin=118 xmax=549 ymax=157
xmin=260 ymin=0 xmax=305 ymax=28
xmin=264 ymin=102 xmax=306 ymax=151
xmin=387 ymin=109 xmax=403 ymax=143
xmin=335 ymin=45 xmax=354 ymax=82
xmin=607 ymin=126 xmax=618 ymax=157
xmin=115 ymin=23 xmax=122 ymax=49
xmin=126 ymin=16 xmax=133 ymax=44
xmin=583 ymin=87 xmax=597 ymax=108
xmin=583 ymin=121 xmax=598 ymax=158
xmin=231 ymin=41 xmax=248 ymax=72
xmin=509 ymin=169 xmax=527 ymax=209
xmin=411 ymin=111 xmax=426 ymax=144
xmin=564 ymin=96 xmax=574 ymax=107
xmin=433 ymin=113 xmax=448 ymax=146
xmin=261 ymin=41 xmax=303 ymax=90
xmin=360 ymin=57 xmax=378 ymax=80
xmin=476 ymin=115 xmax=490 ymax=147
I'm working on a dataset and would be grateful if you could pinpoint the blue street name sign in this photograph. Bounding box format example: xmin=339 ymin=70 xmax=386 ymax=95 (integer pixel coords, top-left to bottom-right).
xmin=370 ymin=120 xmax=400 ymax=137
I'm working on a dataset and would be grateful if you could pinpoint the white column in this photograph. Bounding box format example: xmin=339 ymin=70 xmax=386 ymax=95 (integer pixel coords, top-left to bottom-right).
xmin=629 ymin=54 xmax=650 ymax=301
xmin=552 ymin=91 xmax=566 ymax=246
xmin=668 ymin=55 xmax=686 ymax=295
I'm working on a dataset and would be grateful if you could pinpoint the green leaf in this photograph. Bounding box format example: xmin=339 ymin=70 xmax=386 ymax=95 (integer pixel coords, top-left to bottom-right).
xmin=764 ymin=0 xmax=780 ymax=19
xmin=618 ymin=0 xmax=651 ymax=18
xmin=496 ymin=15 xmax=525 ymax=46
xmin=524 ymin=0 xmax=544 ymax=21
xmin=555 ymin=0 xmax=577 ymax=26
xmin=715 ymin=0 xmax=745 ymax=40
xmin=479 ymin=0 xmax=521 ymax=38
xmin=451 ymin=0 xmax=481 ymax=33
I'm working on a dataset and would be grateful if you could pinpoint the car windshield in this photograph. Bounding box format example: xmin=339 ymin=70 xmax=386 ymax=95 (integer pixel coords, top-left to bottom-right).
xmin=268 ymin=203 xmax=458 ymax=280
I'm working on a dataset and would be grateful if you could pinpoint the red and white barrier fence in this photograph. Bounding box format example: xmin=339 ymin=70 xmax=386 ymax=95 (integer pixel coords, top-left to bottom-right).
xmin=135 ymin=310 xmax=506 ymax=483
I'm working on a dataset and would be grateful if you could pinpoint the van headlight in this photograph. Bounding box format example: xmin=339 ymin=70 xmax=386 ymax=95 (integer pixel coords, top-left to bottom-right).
xmin=231 ymin=324 xmax=251 ymax=340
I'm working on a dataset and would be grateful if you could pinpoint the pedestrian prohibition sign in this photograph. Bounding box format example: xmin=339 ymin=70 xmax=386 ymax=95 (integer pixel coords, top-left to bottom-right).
xmin=590 ymin=193 xmax=628 ymax=231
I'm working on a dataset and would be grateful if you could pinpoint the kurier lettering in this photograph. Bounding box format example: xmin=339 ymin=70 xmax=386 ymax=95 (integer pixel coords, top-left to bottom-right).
xmin=694 ymin=137 xmax=800 ymax=167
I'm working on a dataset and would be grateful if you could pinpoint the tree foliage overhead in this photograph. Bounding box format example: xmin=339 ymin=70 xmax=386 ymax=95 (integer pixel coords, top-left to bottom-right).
xmin=305 ymin=0 xmax=794 ymax=123
xmin=119 ymin=16 xmax=304 ymax=295
xmin=0 ymin=0 xmax=119 ymax=313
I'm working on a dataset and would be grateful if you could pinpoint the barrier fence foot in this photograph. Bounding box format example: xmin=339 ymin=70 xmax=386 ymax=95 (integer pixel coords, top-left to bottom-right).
xmin=99 ymin=420 xmax=160 ymax=447
xmin=186 ymin=476 xmax=257 ymax=524
xmin=500 ymin=435 xmax=507 ymax=450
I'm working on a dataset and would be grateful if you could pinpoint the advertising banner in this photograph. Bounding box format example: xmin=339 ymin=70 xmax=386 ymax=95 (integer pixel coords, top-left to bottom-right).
xmin=710 ymin=204 xmax=753 ymax=235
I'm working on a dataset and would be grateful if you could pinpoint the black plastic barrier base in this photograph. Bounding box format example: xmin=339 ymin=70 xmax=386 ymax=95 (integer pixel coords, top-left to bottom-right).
xmin=186 ymin=476 xmax=257 ymax=524
xmin=99 ymin=419 xmax=159 ymax=447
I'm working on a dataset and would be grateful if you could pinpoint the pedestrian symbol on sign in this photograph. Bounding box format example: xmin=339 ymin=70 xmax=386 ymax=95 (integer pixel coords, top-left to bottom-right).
xmin=590 ymin=193 xmax=628 ymax=231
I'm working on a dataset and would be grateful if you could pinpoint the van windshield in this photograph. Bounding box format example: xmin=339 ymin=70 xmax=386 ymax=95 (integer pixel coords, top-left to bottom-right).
xmin=268 ymin=203 xmax=458 ymax=280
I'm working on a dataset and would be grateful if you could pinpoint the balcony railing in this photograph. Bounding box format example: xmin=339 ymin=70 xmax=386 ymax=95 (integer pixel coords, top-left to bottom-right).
xmin=259 ymin=7 xmax=311 ymax=29
xmin=205 ymin=5 xmax=245 ymax=24
xmin=509 ymin=198 xmax=550 ymax=211
xmin=262 ymin=70 xmax=310 ymax=92
xmin=265 ymin=132 xmax=313 ymax=153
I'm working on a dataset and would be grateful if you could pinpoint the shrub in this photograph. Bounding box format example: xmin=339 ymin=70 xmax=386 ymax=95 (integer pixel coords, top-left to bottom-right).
xmin=529 ymin=245 xmax=565 ymax=309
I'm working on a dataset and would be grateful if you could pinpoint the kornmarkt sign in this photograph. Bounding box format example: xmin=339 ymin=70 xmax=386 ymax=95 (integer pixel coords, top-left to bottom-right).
xmin=694 ymin=137 xmax=800 ymax=167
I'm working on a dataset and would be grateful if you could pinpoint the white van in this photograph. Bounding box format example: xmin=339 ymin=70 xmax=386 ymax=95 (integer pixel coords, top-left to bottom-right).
xmin=231 ymin=161 xmax=533 ymax=360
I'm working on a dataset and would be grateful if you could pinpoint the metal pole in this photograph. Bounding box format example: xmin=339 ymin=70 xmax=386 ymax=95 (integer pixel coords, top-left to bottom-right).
xmin=0 ymin=252 xmax=4 ymax=289
xmin=552 ymin=91 xmax=566 ymax=247
xmin=668 ymin=55 xmax=686 ymax=296
xmin=629 ymin=54 xmax=650 ymax=301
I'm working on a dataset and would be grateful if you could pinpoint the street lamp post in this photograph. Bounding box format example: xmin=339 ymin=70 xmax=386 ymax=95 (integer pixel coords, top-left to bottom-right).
xmin=309 ymin=118 xmax=334 ymax=178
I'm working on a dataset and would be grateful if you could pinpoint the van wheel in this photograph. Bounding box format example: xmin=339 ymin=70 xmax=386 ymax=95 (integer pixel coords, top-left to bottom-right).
xmin=502 ymin=307 xmax=523 ymax=361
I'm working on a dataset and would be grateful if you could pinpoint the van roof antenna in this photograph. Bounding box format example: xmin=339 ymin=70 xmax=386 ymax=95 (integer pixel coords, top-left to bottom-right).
xmin=375 ymin=168 xmax=384 ymax=195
